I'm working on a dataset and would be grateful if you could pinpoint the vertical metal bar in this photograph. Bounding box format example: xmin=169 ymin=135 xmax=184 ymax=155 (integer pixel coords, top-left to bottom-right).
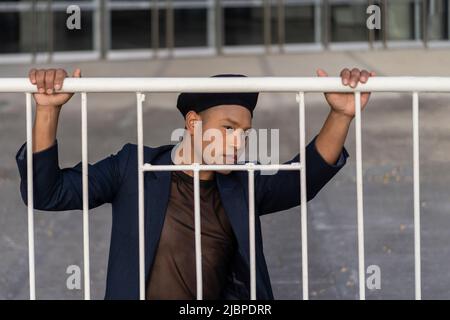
xmin=263 ymin=0 xmax=271 ymax=54
xmin=215 ymin=0 xmax=223 ymax=55
xmin=136 ymin=92 xmax=146 ymax=300
xmin=166 ymin=0 xmax=174 ymax=55
xmin=207 ymin=0 xmax=215 ymax=49
xmin=368 ymin=0 xmax=374 ymax=49
xmin=412 ymin=91 xmax=422 ymax=300
xmin=93 ymin=0 xmax=102 ymax=57
xmin=193 ymin=165 xmax=203 ymax=300
xmin=354 ymin=91 xmax=365 ymax=300
xmin=26 ymin=93 xmax=36 ymax=300
xmin=447 ymin=0 xmax=450 ymax=39
xmin=247 ymin=164 xmax=256 ymax=300
xmin=382 ymin=0 xmax=387 ymax=48
xmin=323 ymin=0 xmax=330 ymax=49
xmin=297 ymin=92 xmax=308 ymax=300
xmin=31 ymin=0 xmax=37 ymax=63
xmin=314 ymin=0 xmax=321 ymax=44
xmin=423 ymin=0 xmax=428 ymax=47
xmin=277 ymin=0 xmax=284 ymax=53
xmin=151 ymin=0 xmax=159 ymax=57
xmin=46 ymin=0 xmax=53 ymax=63
xmin=415 ymin=0 xmax=421 ymax=40
xmin=81 ymin=92 xmax=91 ymax=300
xmin=100 ymin=0 xmax=109 ymax=60
xmin=448 ymin=0 xmax=450 ymax=39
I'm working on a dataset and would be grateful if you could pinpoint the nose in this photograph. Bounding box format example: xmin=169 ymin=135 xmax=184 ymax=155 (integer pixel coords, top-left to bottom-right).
xmin=231 ymin=129 xmax=245 ymax=150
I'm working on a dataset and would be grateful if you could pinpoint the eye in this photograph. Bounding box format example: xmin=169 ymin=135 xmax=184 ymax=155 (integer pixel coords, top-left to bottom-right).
xmin=224 ymin=126 xmax=235 ymax=134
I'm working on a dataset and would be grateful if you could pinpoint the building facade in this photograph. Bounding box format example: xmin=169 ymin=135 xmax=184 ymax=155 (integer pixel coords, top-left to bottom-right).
xmin=0 ymin=0 xmax=449 ymax=63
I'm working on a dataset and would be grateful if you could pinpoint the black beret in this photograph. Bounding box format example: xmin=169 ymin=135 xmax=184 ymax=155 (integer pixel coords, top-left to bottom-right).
xmin=176 ymin=74 xmax=259 ymax=118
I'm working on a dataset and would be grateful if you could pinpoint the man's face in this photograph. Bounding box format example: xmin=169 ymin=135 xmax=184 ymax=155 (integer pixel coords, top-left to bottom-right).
xmin=186 ymin=104 xmax=252 ymax=175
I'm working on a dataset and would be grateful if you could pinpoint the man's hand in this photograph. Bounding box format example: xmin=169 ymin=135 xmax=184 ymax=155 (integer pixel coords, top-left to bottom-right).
xmin=29 ymin=68 xmax=81 ymax=108
xmin=28 ymin=68 xmax=81 ymax=153
xmin=316 ymin=67 xmax=375 ymax=119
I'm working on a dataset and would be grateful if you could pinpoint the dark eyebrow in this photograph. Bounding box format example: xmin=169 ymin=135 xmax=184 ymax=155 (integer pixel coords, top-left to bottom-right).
xmin=223 ymin=117 xmax=252 ymax=131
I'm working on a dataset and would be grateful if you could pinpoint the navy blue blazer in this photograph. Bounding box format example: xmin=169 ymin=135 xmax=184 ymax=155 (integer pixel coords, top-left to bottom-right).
xmin=16 ymin=134 xmax=349 ymax=299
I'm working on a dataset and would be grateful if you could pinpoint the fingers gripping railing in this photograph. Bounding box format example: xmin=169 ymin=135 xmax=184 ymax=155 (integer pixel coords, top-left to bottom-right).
xmin=14 ymin=76 xmax=442 ymax=300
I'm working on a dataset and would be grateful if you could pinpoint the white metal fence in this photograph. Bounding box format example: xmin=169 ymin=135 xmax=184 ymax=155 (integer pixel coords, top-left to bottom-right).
xmin=3 ymin=76 xmax=450 ymax=300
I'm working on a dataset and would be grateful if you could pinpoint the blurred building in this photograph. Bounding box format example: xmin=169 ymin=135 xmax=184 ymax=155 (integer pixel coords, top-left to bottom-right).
xmin=0 ymin=0 xmax=449 ymax=63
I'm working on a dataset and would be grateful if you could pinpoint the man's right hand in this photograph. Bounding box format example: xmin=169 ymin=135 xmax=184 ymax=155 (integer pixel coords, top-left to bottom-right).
xmin=28 ymin=68 xmax=81 ymax=107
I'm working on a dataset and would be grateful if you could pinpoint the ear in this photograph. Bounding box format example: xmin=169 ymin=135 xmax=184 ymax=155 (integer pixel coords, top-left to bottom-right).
xmin=316 ymin=68 xmax=328 ymax=77
xmin=185 ymin=110 xmax=202 ymax=136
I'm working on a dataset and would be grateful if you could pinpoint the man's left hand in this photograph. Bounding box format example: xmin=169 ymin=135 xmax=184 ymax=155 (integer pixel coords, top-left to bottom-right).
xmin=317 ymin=67 xmax=375 ymax=119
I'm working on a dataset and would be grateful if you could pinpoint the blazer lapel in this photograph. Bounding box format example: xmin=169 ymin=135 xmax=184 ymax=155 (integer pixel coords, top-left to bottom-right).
xmin=216 ymin=173 xmax=250 ymax=267
xmin=143 ymin=146 xmax=174 ymax=279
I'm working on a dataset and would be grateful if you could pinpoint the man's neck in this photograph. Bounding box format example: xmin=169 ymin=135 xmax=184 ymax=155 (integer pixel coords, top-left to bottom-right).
xmin=173 ymin=142 xmax=215 ymax=181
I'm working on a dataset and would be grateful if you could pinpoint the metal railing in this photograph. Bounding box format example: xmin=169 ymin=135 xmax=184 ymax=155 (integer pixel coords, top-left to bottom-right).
xmin=4 ymin=76 xmax=450 ymax=300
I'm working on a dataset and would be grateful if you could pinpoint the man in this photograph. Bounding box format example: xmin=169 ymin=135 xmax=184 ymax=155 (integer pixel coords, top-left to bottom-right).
xmin=16 ymin=67 xmax=374 ymax=299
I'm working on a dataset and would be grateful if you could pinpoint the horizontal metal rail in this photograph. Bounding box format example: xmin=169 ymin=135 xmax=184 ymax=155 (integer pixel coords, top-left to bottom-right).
xmin=142 ymin=163 xmax=303 ymax=172
xmin=2 ymin=77 xmax=450 ymax=93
